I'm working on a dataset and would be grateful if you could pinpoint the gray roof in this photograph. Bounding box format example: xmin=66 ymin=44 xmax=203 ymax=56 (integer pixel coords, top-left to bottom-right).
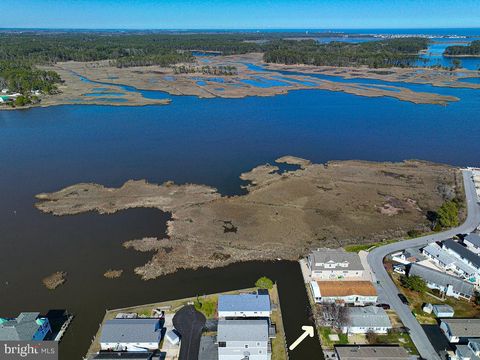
xmin=408 ymin=263 xmax=475 ymax=297
xmin=347 ymin=306 xmax=392 ymax=329
xmin=335 ymin=346 xmax=410 ymax=360
xmin=432 ymin=304 xmax=454 ymax=314
xmin=455 ymin=345 xmax=480 ymax=360
xmin=90 ymin=352 xmax=155 ymax=359
xmin=309 ymin=248 xmax=364 ymax=271
xmin=470 ymin=339 xmax=480 ymax=354
xmin=424 ymin=243 xmax=477 ymax=275
xmin=218 ymin=293 xmax=271 ymax=313
xmin=217 ymin=319 xmax=268 ymax=342
xmin=465 ymin=234 xmax=480 ymax=248
xmin=443 ymin=239 xmax=480 ymax=269
xmin=441 ymin=319 xmax=480 ymax=337
xmin=100 ymin=319 xmax=161 ymax=344
xmin=0 ymin=312 xmax=45 ymax=341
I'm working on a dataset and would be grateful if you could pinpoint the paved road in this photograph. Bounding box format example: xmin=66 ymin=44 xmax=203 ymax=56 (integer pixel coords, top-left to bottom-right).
xmin=367 ymin=170 xmax=480 ymax=360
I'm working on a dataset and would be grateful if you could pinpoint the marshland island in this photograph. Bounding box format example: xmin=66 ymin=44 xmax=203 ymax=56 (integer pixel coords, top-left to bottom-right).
xmin=35 ymin=157 xmax=465 ymax=280
xmin=1 ymin=31 xmax=480 ymax=109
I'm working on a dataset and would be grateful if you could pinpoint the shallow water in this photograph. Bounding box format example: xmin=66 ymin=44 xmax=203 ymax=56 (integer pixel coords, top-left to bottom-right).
xmin=1 ymin=55 xmax=480 ymax=359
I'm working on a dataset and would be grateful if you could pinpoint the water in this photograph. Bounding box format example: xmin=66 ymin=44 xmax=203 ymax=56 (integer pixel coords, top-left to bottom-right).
xmin=1 ymin=48 xmax=480 ymax=359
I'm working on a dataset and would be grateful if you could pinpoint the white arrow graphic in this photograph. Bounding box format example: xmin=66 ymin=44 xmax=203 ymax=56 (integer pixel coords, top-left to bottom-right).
xmin=288 ymin=325 xmax=314 ymax=350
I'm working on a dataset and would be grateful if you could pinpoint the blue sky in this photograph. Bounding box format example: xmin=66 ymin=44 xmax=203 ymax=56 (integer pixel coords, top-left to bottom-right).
xmin=1 ymin=0 xmax=479 ymax=29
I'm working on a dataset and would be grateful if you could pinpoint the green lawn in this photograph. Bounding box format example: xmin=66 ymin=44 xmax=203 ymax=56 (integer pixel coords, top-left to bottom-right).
xmin=194 ymin=296 xmax=218 ymax=319
xmin=318 ymin=327 xmax=348 ymax=349
xmin=344 ymin=239 xmax=398 ymax=253
xmin=390 ymin=272 xmax=480 ymax=322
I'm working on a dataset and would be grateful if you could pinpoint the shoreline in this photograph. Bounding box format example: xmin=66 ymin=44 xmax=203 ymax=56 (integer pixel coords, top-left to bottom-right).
xmin=34 ymin=157 xmax=463 ymax=281
xmin=3 ymin=52 xmax=477 ymax=112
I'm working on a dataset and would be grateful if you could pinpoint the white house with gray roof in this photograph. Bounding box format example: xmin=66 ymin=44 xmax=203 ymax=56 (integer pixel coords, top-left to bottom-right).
xmin=422 ymin=243 xmax=478 ymax=284
xmin=442 ymin=239 xmax=480 ymax=273
xmin=440 ymin=318 xmax=480 ymax=343
xmin=408 ymin=263 xmax=475 ymax=300
xmin=464 ymin=234 xmax=480 ymax=254
xmin=307 ymin=248 xmax=365 ymax=280
xmin=217 ymin=319 xmax=271 ymax=360
xmin=0 ymin=312 xmax=51 ymax=341
xmin=218 ymin=291 xmax=271 ymax=318
xmin=342 ymin=306 xmax=392 ymax=335
xmin=99 ymin=319 xmax=162 ymax=351
xmin=454 ymin=339 xmax=480 ymax=360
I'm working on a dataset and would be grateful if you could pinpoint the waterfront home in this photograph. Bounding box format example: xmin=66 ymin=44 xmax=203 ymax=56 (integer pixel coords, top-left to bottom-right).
xmin=0 ymin=312 xmax=52 ymax=341
xmin=440 ymin=318 xmax=480 ymax=343
xmin=442 ymin=239 xmax=480 ymax=273
xmin=464 ymin=234 xmax=480 ymax=254
xmin=310 ymin=281 xmax=377 ymax=305
xmin=342 ymin=306 xmax=392 ymax=335
xmin=422 ymin=243 xmax=478 ymax=283
xmin=99 ymin=319 xmax=162 ymax=351
xmin=307 ymin=248 xmax=365 ymax=280
xmin=217 ymin=319 xmax=271 ymax=360
xmin=432 ymin=304 xmax=455 ymax=318
xmin=408 ymin=263 xmax=475 ymax=300
xmin=334 ymin=345 xmax=410 ymax=360
xmin=454 ymin=339 xmax=480 ymax=360
xmin=218 ymin=290 xmax=271 ymax=318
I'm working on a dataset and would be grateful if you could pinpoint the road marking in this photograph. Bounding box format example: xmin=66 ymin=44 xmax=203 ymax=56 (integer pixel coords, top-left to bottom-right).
xmin=289 ymin=326 xmax=314 ymax=350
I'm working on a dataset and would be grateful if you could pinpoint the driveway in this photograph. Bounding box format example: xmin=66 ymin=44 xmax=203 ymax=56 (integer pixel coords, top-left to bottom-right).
xmin=173 ymin=305 xmax=206 ymax=360
xmin=367 ymin=170 xmax=480 ymax=360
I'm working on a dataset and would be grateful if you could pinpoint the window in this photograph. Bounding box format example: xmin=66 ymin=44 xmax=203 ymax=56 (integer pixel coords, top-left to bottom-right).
xmin=218 ymin=342 xmax=226 ymax=347
xmin=245 ymin=344 xmax=249 ymax=348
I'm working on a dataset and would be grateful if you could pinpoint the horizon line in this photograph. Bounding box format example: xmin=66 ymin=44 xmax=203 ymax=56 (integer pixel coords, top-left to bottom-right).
xmin=1 ymin=26 xmax=479 ymax=31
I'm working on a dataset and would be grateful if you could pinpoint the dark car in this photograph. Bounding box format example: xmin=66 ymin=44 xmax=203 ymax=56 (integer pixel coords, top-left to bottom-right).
xmin=376 ymin=303 xmax=391 ymax=310
xmin=398 ymin=293 xmax=409 ymax=305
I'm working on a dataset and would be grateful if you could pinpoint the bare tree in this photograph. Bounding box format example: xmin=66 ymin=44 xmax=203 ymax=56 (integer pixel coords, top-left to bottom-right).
xmin=314 ymin=303 xmax=349 ymax=331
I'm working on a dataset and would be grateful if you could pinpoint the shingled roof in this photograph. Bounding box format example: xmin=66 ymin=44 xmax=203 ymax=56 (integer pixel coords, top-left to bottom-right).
xmin=317 ymin=281 xmax=377 ymax=297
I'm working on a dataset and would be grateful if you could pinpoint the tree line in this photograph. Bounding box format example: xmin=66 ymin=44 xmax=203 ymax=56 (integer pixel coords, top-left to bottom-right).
xmin=263 ymin=38 xmax=430 ymax=68
xmin=444 ymin=40 xmax=480 ymax=56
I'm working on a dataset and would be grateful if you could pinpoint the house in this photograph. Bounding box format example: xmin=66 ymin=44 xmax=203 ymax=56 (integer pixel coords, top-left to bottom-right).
xmin=310 ymin=281 xmax=377 ymax=305
xmin=440 ymin=318 xmax=480 ymax=343
xmin=334 ymin=345 xmax=411 ymax=360
xmin=464 ymin=234 xmax=480 ymax=254
xmin=99 ymin=319 xmax=162 ymax=351
xmin=442 ymin=239 xmax=480 ymax=273
xmin=88 ymin=352 xmax=156 ymax=360
xmin=432 ymin=304 xmax=455 ymax=318
xmin=342 ymin=306 xmax=392 ymax=334
xmin=0 ymin=312 xmax=52 ymax=341
xmin=422 ymin=243 xmax=478 ymax=283
xmin=408 ymin=263 xmax=475 ymax=300
xmin=307 ymin=248 xmax=365 ymax=280
xmin=391 ymin=247 xmax=425 ymax=264
xmin=218 ymin=291 xmax=271 ymax=318
xmin=217 ymin=319 xmax=271 ymax=360
xmin=454 ymin=339 xmax=480 ymax=360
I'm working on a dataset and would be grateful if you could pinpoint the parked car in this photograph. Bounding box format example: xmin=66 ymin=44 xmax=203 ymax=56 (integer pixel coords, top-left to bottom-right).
xmin=376 ymin=303 xmax=391 ymax=310
xmin=398 ymin=293 xmax=409 ymax=305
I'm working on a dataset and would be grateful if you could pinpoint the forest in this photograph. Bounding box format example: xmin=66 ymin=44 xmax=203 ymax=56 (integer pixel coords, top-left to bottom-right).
xmin=444 ymin=40 xmax=480 ymax=56
xmin=263 ymin=38 xmax=430 ymax=68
